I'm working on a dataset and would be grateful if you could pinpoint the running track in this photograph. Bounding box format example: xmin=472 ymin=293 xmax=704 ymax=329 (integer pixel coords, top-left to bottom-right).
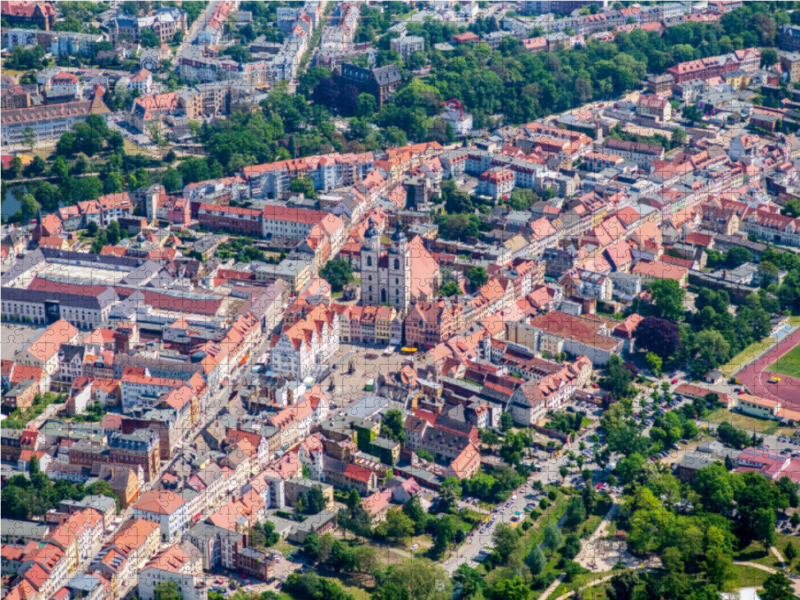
xmin=737 ymin=328 xmax=800 ymax=410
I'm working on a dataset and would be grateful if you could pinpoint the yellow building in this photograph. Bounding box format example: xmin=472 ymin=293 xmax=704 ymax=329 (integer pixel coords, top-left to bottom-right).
xmin=375 ymin=305 xmax=397 ymax=345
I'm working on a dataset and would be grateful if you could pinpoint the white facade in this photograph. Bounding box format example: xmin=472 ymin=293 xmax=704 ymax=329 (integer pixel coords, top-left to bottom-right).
xmin=139 ymin=569 xmax=206 ymax=600
xmin=269 ymin=316 xmax=339 ymax=381
xmin=132 ymin=503 xmax=188 ymax=543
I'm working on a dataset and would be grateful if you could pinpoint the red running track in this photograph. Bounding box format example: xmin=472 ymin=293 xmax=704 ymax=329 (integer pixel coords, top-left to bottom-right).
xmin=736 ymin=328 xmax=800 ymax=410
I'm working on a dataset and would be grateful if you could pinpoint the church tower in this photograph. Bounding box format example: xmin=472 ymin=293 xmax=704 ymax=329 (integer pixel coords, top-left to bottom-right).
xmin=360 ymin=218 xmax=380 ymax=306
xmin=387 ymin=227 xmax=412 ymax=311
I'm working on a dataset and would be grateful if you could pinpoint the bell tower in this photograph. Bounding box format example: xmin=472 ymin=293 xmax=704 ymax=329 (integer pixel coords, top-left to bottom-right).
xmin=388 ymin=228 xmax=411 ymax=310
xmin=360 ymin=218 xmax=380 ymax=305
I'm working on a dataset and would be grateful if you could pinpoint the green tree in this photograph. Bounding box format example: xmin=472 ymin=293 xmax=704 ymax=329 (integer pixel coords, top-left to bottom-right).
xmin=381 ymin=409 xmax=406 ymax=444
xmin=784 ymin=541 xmax=797 ymax=564
xmin=403 ymin=495 xmax=428 ymax=535
xmin=606 ymin=570 xmax=638 ymax=600
xmin=543 ymin=522 xmax=563 ymax=551
xmin=346 ymin=489 xmax=361 ymax=510
xmin=493 ymin=522 xmax=522 ymax=564
xmin=140 ymin=28 xmax=160 ymax=47
xmin=300 ymin=485 xmax=327 ymax=515
xmin=671 ymin=127 xmax=686 ymax=148
xmin=356 ymin=93 xmax=377 ymax=118
xmin=289 ymin=176 xmax=318 ymax=199
xmin=20 ymin=194 xmax=41 ymax=220
xmin=467 ymin=266 xmax=488 ymax=289
xmin=647 ymin=279 xmax=685 ymax=320
xmin=603 ymin=355 xmax=632 ymax=399
xmin=486 ymin=576 xmax=529 ymax=600
xmin=106 ymin=221 xmax=120 ymax=245
xmin=161 ymin=167 xmax=182 ymax=193
xmin=319 ymin=259 xmax=353 ymax=292
xmin=761 ymin=47 xmax=779 ymax=68
xmin=445 ymin=190 xmax=473 ymax=214
xmin=525 ymin=544 xmax=546 ymax=575
xmin=34 ymin=182 xmax=60 ymax=212
xmin=375 ymin=507 xmax=415 ymax=544
xmin=453 ymin=564 xmax=485 ymax=600
xmin=432 ymin=514 xmax=458 ymax=556
xmin=103 ymin=172 xmax=124 ymax=194
xmin=645 ymin=351 xmax=663 ymax=375
xmin=762 ymin=573 xmax=795 ymax=600
xmin=21 ymin=126 xmax=36 ymax=152
xmin=564 ymin=495 xmax=587 ymax=529
xmin=683 ymin=104 xmax=703 ymax=123
xmin=499 ymin=411 xmax=514 ymax=432
xmin=437 ymin=281 xmax=462 ymax=297
xmin=508 ymin=188 xmax=538 ymax=211
xmin=380 ymin=559 xmax=452 ymax=600
xmin=154 ymin=580 xmax=182 ymax=600
xmin=302 ymin=531 xmax=320 ymax=561
xmin=439 ymin=478 xmax=462 ymax=511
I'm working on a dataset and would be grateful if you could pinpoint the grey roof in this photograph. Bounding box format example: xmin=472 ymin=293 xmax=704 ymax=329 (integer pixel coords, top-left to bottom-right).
xmin=292 ymin=509 xmax=336 ymax=533
xmin=370 ymin=437 xmax=399 ymax=450
xmin=67 ymin=573 xmax=103 ymax=593
xmin=2 ymin=285 xmax=118 ymax=311
xmin=372 ymin=64 xmax=401 ymax=86
xmin=678 ymin=453 xmax=719 ymax=471
xmin=322 ymin=455 xmax=348 ymax=474
xmin=186 ymin=521 xmax=244 ymax=543
xmin=60 ymin=495 xmax=116 ymax=514
xmin=345 ymin=395 xmax=391 ymax=420
xmin=1 ymin=519 xmax=51 ymax=541
xmin=238 ymin=546 xmax=269 ymax=560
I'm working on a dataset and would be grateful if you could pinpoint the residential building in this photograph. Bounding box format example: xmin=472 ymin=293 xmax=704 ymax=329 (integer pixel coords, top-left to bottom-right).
xmin=1 ymin=97 xmax=110 ymax=147
xmin=132 ymin=491 xmax=189 ymax=543
xmin=1 ymin=1 xmax=56 ymax=30
xmin=108 ymin=7 xmax=187 ymax=45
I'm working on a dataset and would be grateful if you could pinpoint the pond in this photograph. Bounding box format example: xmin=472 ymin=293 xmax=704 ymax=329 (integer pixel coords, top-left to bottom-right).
xmin=1 ymin=182 xmax=31 ymax=218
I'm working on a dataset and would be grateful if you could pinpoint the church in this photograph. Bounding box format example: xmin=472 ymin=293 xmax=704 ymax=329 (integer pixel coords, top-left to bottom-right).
xmin=360 ymin=220 xmax=440 ymax=311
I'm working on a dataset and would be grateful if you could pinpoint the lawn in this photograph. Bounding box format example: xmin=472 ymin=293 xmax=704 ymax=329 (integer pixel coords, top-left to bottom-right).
xmin=719 ymin=337 xmax=775 ymax=376
xmin=735 ymin=540 xmax=783 ymax=569
xmin=731 ymin=564 xmax=773 ymax=589
xmin=705 ymin=408 xmax=778 ymax=434
xmin=736 ymin=533 xmax=798 ymax=569
xmin=272 ymin=539 xmax=298 ymax=556
xmin=301 ymin=570 xmax=373 ymax=600
xmin=546 ymin=571 xmax=613 ymax=600
xmin=767 ymin=342 xmax=800 ymax=379
xmin=2 ymin=392 xmax=63 ymax=430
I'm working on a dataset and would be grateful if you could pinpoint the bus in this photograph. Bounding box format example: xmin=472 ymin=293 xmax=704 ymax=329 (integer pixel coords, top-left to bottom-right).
xmin=401 ymin=347 xmax=418 ymax=355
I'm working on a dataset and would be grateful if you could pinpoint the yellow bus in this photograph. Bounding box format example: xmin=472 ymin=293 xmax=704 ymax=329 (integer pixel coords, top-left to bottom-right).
xmin=401 ymin=347 xmax=418 ymax=355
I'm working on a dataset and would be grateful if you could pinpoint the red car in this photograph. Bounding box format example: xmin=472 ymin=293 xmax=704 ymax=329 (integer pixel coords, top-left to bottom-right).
xmin=671 ymin=379 xmax=678 ymax=384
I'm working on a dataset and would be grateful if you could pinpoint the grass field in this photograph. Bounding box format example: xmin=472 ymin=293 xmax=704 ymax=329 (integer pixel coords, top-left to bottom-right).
xmin=767 ymin=343 xmax=800 ymax=379
xmin=705 ymin=408 xmax=778 ymax=434
xmin=731 ymin=564 xmax=773 ymax=588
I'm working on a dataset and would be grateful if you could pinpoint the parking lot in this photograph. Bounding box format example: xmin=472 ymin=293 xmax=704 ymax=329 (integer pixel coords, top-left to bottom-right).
xmin=205 ymin=551 xmax=305 ymax=597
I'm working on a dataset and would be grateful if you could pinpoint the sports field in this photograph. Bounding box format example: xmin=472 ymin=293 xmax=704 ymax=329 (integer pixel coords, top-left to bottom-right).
xmin=767 ymin=343 xmax=800 ymax=378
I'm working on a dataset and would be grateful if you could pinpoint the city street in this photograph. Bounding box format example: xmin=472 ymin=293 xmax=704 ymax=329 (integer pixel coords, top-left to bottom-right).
xmin=441 ymin=425 xmax=595 ymax=574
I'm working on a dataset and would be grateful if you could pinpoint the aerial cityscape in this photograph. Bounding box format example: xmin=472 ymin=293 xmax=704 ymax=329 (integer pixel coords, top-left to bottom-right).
xmin=6 ymin=2 xmax=800 ymax=600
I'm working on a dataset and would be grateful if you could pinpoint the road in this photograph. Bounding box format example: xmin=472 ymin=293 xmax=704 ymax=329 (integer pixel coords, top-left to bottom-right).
xmin=441 ymin=424 xmax=597 ymax=574
xmin=176 ymin=0 xmax=219 ymax=60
